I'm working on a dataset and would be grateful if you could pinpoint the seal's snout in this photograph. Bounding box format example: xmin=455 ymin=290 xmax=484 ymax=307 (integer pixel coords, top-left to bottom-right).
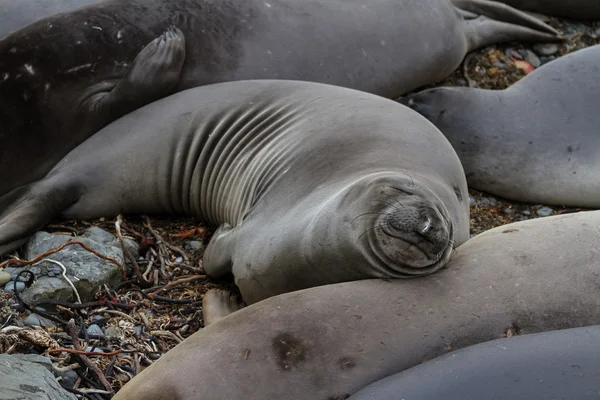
xmin=383 ymin=204 xmax=450 ymax=256
xmin=365 ymin=183 xmax=455 ymax=276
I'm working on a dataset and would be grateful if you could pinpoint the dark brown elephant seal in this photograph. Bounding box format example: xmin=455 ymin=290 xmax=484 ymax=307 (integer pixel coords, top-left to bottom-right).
xmin=0 ymin=80 xmax=470 ymax=304
xmin=112 ymin=210 xmax=600 ymax=400
xmin=0 ymin=0 xmax=98 ymax=38
xmin=349 ymin=325 xmax=600 ymax=400
xmin=495 ymin=0 xmax=600 ymax=20
xmin=0 ymin=0 xmax=559 ymax=197
xmin=401 ymin=44 xmax=600 ymax=208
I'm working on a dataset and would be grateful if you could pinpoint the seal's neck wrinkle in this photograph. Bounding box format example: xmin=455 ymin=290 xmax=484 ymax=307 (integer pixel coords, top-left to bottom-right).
xmin=180 ymin=97 xmax=305 ymax=225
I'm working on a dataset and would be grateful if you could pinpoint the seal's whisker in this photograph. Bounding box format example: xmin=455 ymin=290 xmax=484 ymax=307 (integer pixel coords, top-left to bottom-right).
xmin=378 ymin=199 xmax=399 ymax=212
xmin=351 ymin=212 xmax=388 ymax=224
xmin=384 ymin=193 xmax=406 ymax=210
xmin=357 ymin=224 xmax=382 ymax=243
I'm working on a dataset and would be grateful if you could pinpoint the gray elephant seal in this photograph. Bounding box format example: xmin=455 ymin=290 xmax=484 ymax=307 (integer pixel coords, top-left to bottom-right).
xmin=495 ymin=0 xmax=600 ymax=20
xmin=0 ymin=0 xmax=98 ymax=38
xmin=0 ymin=0 xmax=559 ymax=197
xmin=349 ymin=325 xmax=600 ymax=400
xmin=401 ymin=44 xmax=600 ymax=208
xmin=113 ymin=210 xmax=600 ymax=400
xmin=0 ymin=80 xmax=470 ymax=304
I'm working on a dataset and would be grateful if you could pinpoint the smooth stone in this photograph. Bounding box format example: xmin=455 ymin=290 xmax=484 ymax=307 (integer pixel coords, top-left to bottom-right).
xmin=24 ymin=313 xmax=56 ymax=329
xmin=4 ymin=281 xmax=25 ymax=293
xmin=86 ymin=324 xmax=105 ymax=338
xmin=536 ymin=207 xmax=554 ymax=217
xmin=0 ymin=354 xmax=77 ymax=399
xmin=0 ymin=271 xmax=11 ymax=285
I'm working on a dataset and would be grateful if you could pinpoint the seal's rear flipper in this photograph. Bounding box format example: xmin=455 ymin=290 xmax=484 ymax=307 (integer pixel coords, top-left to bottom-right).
xmin=78 ymin=26 xmax=186 ymax=133
xmin=202 ymin=289 xmax=246 ymax=326
xmin=454 ymin=0 xmax=562 ymax=50
xmin=0 ymin=176 xmax=82 ymax=255
xmin=203 ymin=223 xmax=236 ymax=278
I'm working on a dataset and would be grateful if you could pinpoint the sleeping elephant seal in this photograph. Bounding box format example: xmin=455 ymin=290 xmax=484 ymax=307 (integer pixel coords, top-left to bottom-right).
xmin=0 ymin=80 xmax=470 ymax=304
xmin=349 ymin=325 xmax=600 ymax=399
xmin=0 ymin=0 xmax=559 ymax=197
xmin=0 ymin=0 xmax=98 ymax=38
xmin=494 ymin=0 xmax=600 ymax=20
xmin=401 ymin=44 xmax=600 ymax=208
xmin=112 ymin=210 xmax=600 ymax=400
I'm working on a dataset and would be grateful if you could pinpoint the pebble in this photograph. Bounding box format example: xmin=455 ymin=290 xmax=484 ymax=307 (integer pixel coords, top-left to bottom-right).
xmin=536 ymin=207 xmax=554 ymax=217
xmin=86 ymin=324 xmax=105 ymax=339
xmin=175 ymin=256 xmax=184 ymax=264
xmin=104 ymin=326 xmax=122 ymax=340
xmin=0 ymin=271 xmax=11 ymax=285
xmin=4 ymin=281 xmax=25 ymax=293
xmin=522 ymin=210 xmax=531 ymax=216
xmin=533 ymin=44 xmax=558 ymax=56
xmin=520 ymin=49 xmax=541 ymax=68
xmin=189 ymin=241 xmax=203 ymax=251
xmin=24 ymin=314 xmax=56 ymax=329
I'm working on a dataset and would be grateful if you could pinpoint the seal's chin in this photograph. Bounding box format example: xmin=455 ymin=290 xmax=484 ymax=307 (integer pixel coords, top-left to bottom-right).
xmin=370 ymin=197 xmax=454 ymax=276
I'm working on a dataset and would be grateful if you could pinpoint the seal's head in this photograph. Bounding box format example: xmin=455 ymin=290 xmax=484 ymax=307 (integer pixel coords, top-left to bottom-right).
xmin=329 ymin=172 xmax=458 ymax=278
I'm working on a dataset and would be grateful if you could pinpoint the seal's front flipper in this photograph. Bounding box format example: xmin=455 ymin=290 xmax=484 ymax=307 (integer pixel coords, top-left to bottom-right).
xmin=203 ymin=223 xmax=236 ymax=278
xmin=202 ymin=289 xmax=246 ymax=326
xmin=0 ymin=175 xmax=83 ymax=255
xmin=454 ymin=0 xmax=562 ymax=50
xmin=80 ymin=26 xmax=186 ymax=131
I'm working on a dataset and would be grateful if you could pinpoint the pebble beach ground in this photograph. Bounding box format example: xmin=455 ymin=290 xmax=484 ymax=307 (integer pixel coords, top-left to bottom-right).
xmin=0 ymin=14 xmax=598 ymax=398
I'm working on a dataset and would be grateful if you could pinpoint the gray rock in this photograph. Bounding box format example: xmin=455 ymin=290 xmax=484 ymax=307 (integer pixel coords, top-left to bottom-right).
xmin=87 ymin=324 xmax=105 ymax=339
xmin=533 ymin=43 xmax=558 ymax=56
xmin=4 ymin=281 xmax=25 ymax=293
xmin=189 ymin=241 xmax=203 ymax=251
xmin=4 ymin=227 xmax=139 ymax=303
xmin=536 ymin=207 xmax=554 ymax=217
xmin=0 ymin=271 xmax=11 ymax=285
xmin=56 ymin=369 xmax=78 ymax=389
xmin=520 ymin=49 xmax=541 ymax=68
xmin=24 ymin=313 xmax=56 ymax=329
xmin=0 ymin=354 xmax=77 ymax=399
xmin=522 ymin=210 xmax=531 ymax=216
xmin=104 ymin=326 xmax=123 ymax=340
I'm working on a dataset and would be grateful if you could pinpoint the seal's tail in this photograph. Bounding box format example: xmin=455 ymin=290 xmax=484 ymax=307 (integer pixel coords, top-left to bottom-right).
xmin=454 ymin=0 xmax=562 ymax=51
xmin=0 ymin=176 xmax=82 ymax=255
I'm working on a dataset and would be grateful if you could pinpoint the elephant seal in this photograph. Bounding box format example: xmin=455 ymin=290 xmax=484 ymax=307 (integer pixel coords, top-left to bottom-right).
xmin=495 ymin=0 xmax=600 ymax=20
xmin=0 ymin=80 xmax=470 ymax=304
xmin=0 ymin=0 xmax=559 ymax=197
xmin=349 ymin=325 xmax=600 ymax=400
xmin=112 ymin=210 xmax=600 ymax=400
xmin=0 ymin=0 xmax=98 ymax=38
xmin=401 ymin=44 xmax=600 ymax=208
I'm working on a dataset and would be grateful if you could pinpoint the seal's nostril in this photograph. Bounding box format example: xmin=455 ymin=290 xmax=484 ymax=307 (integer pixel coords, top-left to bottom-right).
xmin=419 ymin=218 xmax=431 ymax=235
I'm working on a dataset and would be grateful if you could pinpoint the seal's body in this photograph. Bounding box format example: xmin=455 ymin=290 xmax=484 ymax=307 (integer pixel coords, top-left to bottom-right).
xmin=496 ymin=0 xmax=600 ymax=20
xmin=403 ymin=45 xmax=600 ymax=207
xmin=0 ymin=0 xmax=98 ymax=38
xmin=0 ymin=0 xmax=558 ymax=196
xmin=349 ymin=325 xmax=600 ymax=400
xmin=0 ymin=80 xmax=469 ymax=304
xmin=113 ymin=210 xmax=600 ymax=400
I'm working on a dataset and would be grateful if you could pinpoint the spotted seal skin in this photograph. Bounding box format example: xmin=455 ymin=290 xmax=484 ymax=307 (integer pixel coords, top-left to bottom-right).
xmin=113 ymin=210 xmax=600 ymax=400
xmin=401 ymin=44 xmax=600 ymax=208
xmin=349 ymin=325 xmax=600 ymax=400
xmin=0 ymin=80 xmax=470 ymax=304
xmin=0 ymin=0 xmax=99 ymax=38
xmin=495 ymin=0 xmax=600 ymax=20
xmin=0 ymin=0 xmax=559 ymax=197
